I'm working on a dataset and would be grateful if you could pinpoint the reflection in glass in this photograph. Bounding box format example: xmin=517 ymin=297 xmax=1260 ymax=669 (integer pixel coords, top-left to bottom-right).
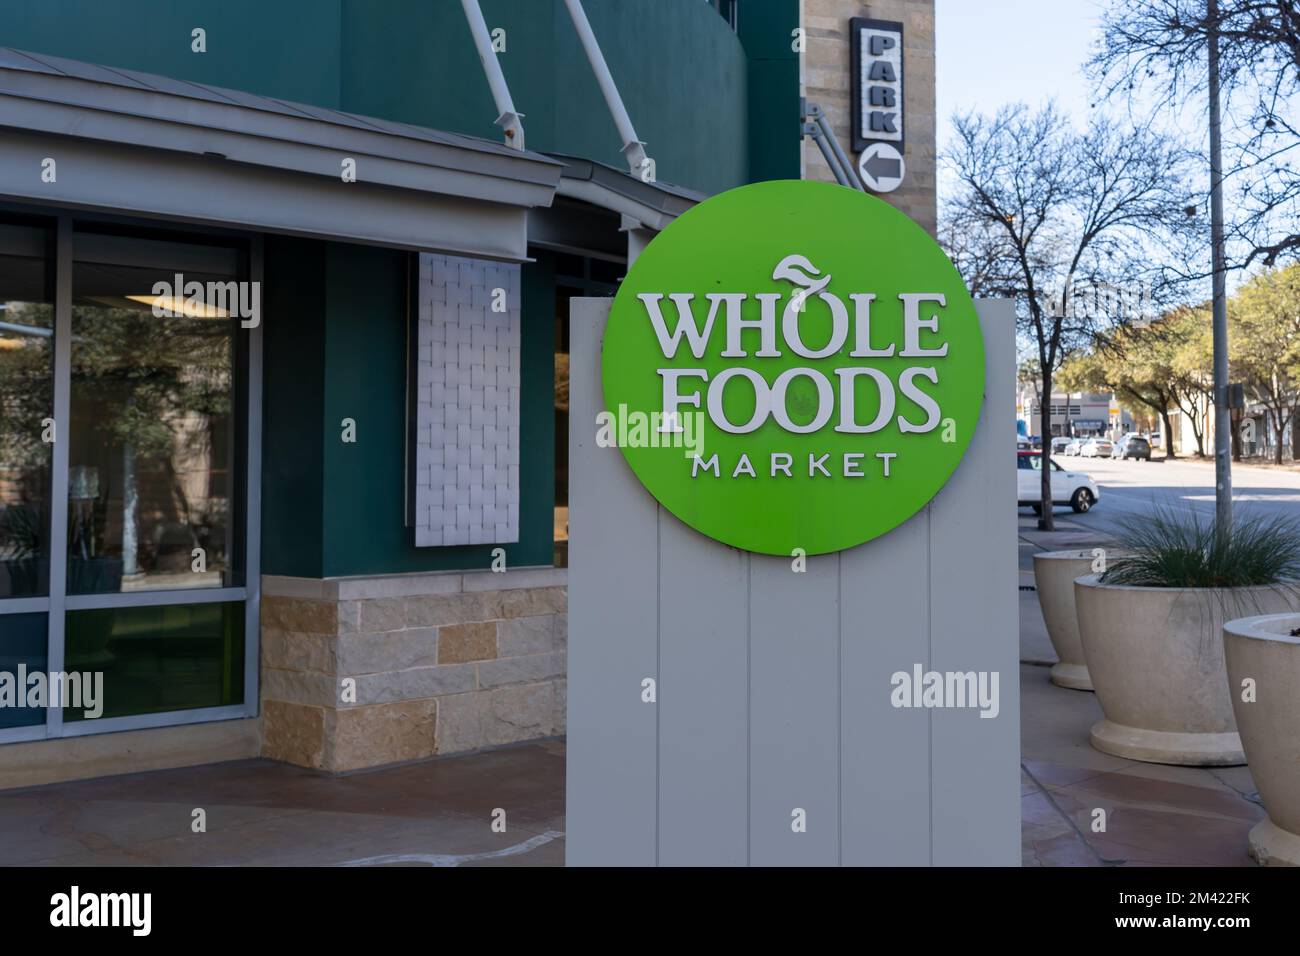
xmin=0 ymin=612 xmax=47 ymax=729
xmin=0 ymin=223 xmax=53 ymax=598
xmin=69 ymin=235 xmax=240 ymax=594
xmin=554 ymin=286 xmax=575 ymax=569
xmin=64 ymin=602 xmax=244 ymax=721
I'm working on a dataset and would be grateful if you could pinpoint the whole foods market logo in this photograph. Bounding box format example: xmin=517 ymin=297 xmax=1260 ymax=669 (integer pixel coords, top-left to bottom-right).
xmin=601 ymin=180 xmax=985 ymax=555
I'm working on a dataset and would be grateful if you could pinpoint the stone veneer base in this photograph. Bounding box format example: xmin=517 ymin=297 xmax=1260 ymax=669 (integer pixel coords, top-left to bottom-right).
xmin=260 ymin=567 xmax=567 ymax=772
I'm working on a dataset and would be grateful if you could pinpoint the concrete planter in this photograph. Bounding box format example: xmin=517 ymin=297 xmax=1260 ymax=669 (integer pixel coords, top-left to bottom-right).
xmin=1032 ymin=550 xmax=1099 ymax=690
xmin=1223 ymin=613 xmax=1300 ymax=866
xmin=1074 ymin=574 xmax=1300 ymax=766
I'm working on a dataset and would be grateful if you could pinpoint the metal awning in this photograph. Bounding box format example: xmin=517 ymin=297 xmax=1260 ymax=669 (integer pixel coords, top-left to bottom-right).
xmin=526 ymin=153 xmax=706 ymax=262
xmin=547 ymin=153 xmax=704 ymax=231
xmin=0 ymin=48 xmax=564 ymax=261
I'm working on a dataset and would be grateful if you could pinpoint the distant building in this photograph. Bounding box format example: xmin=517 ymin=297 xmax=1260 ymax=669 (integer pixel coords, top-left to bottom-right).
xmin=1016 ymin=388 xmax=1133 ymax=439
xmin=1177 ymin=400 xmax=1294 ymax=460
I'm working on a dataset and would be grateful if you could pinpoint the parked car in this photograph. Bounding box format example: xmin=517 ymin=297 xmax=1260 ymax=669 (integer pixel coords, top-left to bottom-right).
xmin=1063 ymin=439 xmax=1083 ymax=456
xmin=1050 ymin=437 xmax=1072 ymax=454
xmin=1113 ymin=433 xmax=1151 ymax=460
xmin=1080 ymin=438 xmax=1114 ymax=458
xmin=1016 ymin=451 xmax=1100 ymax=513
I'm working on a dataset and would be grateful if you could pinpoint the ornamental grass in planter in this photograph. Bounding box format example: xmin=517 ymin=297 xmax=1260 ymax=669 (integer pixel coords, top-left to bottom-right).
xmin=1073 ymin=509 xmax=1300 ymax=766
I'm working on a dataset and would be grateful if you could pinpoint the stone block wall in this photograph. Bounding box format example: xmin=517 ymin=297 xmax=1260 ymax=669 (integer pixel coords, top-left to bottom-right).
xmin=802 ymin=0 xmax=937 ymax=234
xmin=260 ymin=568 xmax=566 ymax=772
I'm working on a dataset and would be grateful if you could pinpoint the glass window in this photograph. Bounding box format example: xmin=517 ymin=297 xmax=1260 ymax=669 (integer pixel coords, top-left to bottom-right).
xmin=3 ymin=216 xmax=254 ymax=736
xmin=0 ymin=612 xmax=47 ymax=729
xmin=589 ymin=258 xmax=625 ymax=286
xmin=69 ymin=233 xmax=242 ymax=595
xmin=0 ymin=223 xmax=53 ymax=598
xmin=554 ymin=284 xmax=577 ymax=569
xmin=706 ymin=0 xmax=738 ymax=29
xmin=64 ymin=601 xmax=244 ymax=721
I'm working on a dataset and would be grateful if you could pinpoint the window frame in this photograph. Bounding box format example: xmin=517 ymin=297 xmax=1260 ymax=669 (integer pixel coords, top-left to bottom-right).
xmin=0 ymin=210 xmax=262 ymax=744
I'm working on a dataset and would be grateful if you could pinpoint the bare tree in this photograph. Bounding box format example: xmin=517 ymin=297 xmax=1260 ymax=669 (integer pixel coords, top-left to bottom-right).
xmin=1092 ymin=0 xmax=1300 ymax=267
xmin=943 ymin=103 xmax=1196 ymax=528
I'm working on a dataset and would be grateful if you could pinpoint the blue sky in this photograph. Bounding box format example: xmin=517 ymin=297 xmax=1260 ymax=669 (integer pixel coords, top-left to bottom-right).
xmin=935 ymin=0 xmax=1108 ymax=144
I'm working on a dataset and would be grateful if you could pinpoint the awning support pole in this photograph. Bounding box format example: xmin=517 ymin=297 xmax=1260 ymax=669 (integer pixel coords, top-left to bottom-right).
xmin=802 ymin=99 xmax=865 ymax=191
xmin=459 ymin=0 xmax=526 ymax=150
xmin=561 ymin=0 xmax=652 ymax=180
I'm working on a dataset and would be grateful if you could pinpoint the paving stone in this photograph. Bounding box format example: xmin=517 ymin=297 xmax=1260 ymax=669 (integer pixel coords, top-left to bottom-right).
xmin=337 ymin=628 xmax=439 ymax=675
xmin=357 ymin=597 xmax=408 ymax=634
xmin=260 ymin=596 xmax=338 ymax=636
xmin=435 ymin=692 xmax=487 ymax=755
xmin=477 ymin=652 xmax=565 ymax=689
xmin=351 ymin=664 xmax=476 ymax=706
xmin=261 ymin=668 xmax=338 ymax=709
xmin=481 ymin=681 xmax=558 ymax=746
xmin=261 ymin=699 xmax=327 ymax=770
xmin=328 ymin=699 xmax=437 ymax=772
xmin=496 ymin=615 xmax=555 ymax=657
xmin=439 ymin=622 xmax=498 ymax=664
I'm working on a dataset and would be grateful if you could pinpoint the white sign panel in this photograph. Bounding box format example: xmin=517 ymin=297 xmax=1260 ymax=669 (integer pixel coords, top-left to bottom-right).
xmin=852 ymin=17 xmax=904 ymax=152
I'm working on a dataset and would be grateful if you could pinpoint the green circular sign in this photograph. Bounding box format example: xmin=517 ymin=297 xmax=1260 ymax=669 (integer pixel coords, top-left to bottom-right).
xmin=601 ymin=179 xmax=985 ymax=556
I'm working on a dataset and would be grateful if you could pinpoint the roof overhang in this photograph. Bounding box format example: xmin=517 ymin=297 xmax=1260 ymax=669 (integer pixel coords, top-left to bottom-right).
xmin=0 ymin=48 xmax=564 ymax=261
xmin=547 ymin=153 xmax=705 ymax=233
xmin=528 ymin=197 xmax=626 ymax=262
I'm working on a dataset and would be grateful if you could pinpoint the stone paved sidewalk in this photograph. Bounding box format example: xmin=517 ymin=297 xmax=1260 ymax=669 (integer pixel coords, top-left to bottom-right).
xmin=0 ymin=517 xmax=1267 ymax=867
xmin=0 ymin=741 xmax=566 ymax=867
xmin=1020 ymin=662 xmax=1263 ymax=866
xmin=1017 ymin=514 xmax=1265 ymax=867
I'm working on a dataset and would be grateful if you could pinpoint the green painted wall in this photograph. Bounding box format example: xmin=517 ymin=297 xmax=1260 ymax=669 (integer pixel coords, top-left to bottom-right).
xmin=740 ymin=0 xmax=803 ymax=183
xmin=0 ymin=0 xmax=766 ymax=195
xmin=0 ymin=0 xmax=344 ymax=107
xmin=261 ymin=237 xmax=328 ymax=578
xmin=340 ymin=0 xmax=749 ymax=195
xmin=317 ymin=243 xmax=555 ymax=576
xmin=261 ymin=239 xmax=556 ymax=578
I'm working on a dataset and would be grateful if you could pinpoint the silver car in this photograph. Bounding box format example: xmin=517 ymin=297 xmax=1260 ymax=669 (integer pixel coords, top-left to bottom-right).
xmin=1114 ymin=434 xmax=1152 ymax=460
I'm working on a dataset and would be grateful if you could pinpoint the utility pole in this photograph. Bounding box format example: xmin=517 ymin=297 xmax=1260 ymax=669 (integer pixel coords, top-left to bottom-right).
xmin=1209 ymin=0 xmax=1232 ymax=537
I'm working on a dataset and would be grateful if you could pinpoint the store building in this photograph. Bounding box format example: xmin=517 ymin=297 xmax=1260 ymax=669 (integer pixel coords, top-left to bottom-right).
xmin=1017 ymin=388 xmax=1134 ymax=441
xmin=0 ymin=0 xmax=936 ymax=785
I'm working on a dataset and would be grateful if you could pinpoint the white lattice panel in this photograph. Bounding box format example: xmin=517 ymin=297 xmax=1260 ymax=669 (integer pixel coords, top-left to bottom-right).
xmin=413 ymin=253 xmax=521 ymax=547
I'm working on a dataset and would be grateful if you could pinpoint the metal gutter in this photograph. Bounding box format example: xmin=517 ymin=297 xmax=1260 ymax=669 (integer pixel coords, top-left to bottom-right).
xmin=548 ymin=152 xmax=704 ymax=231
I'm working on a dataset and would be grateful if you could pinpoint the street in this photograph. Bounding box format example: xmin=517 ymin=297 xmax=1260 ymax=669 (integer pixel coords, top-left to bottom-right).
xmin=1031 ymin=454 xmax=1300 ymax=534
